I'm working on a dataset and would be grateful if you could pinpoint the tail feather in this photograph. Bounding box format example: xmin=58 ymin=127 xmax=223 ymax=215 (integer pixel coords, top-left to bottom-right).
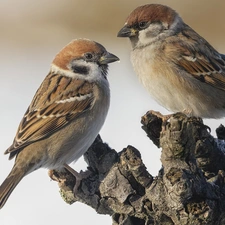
xmin=0 ymin=169 xmax=24 ymax=209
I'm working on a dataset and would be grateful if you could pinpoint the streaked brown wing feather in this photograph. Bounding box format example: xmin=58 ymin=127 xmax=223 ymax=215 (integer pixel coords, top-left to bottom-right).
xmin=169 ymin=27 xmax=225 ymax=91
xmin=178 ymin=53 xmax=225 ymax=91
xmin=5 ymin=72 xmax=95 ymax=157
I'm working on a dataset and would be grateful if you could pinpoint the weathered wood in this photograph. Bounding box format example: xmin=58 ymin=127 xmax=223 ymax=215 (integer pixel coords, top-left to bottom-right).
xmin=51 ymin=112 xmax=225 ymax=225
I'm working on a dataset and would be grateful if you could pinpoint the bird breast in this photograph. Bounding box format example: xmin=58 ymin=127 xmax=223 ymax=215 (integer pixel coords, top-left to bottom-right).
xmin=131 ymin=44 xmax=225 ymax=118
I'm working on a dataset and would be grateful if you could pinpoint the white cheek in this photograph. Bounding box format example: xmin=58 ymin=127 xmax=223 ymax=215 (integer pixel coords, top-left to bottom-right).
xmin=69 ymin=60 xmax=101 ymax=82
xmin=137 ymin=32 xmax=153 ymax=48
xmin=86 ymin=62 xmax=102 ymax=82
xmin=137 ymin=24 xmax=167 ymax=48
xmin=51 ymin=62 xmax=102 ymax=82
xmin=138 ymin=30 xmax=152 ymax=47
xmin=138 ymin=24 xmax=161 ymax=45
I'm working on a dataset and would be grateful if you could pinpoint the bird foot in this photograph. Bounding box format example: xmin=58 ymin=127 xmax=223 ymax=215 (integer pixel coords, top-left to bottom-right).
xmin=63 ymin=164 xmax=91 ymax=194
xmin=149 ymin=110 xmax=173 ymax=121
xmin=149 ymin=110 xmax=173 ymax=131
xmin=48 ymin=169 xmax=62 ymax=182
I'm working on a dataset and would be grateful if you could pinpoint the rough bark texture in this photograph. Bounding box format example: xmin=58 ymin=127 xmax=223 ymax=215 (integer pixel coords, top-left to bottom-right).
xmin=51 ymin=111 xmax=225 ymax=225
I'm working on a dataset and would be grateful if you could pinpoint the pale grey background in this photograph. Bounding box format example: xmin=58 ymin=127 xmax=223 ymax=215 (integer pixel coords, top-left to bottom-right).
xmin=0 ymin=0 xmax=225 ymax=224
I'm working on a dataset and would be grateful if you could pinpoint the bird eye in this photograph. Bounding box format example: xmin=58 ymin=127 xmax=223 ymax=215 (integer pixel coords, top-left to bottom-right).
xmin=139 ymin=21 xmax=147 ymax=29
xmin=84 ymin=53 xmax=93 ymax=60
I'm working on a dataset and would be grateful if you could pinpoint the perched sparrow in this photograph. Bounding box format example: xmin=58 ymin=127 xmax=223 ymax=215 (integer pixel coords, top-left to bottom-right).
xmin=0 ymin=39 xmax=119 ymax=209
xmin=118 ymin=4 xmax=225 ymax=118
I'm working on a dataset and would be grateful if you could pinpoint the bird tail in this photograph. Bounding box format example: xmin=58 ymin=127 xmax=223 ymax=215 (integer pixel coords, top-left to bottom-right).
xmin=0 ymin=168 xmax=24 ymax=209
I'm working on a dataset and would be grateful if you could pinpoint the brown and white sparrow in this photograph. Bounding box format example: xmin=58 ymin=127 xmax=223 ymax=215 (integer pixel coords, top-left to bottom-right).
xmin=118 ymin=4 xmax=225 ymax=118
xmin=0 ymin=39 xmax=119 ymax=209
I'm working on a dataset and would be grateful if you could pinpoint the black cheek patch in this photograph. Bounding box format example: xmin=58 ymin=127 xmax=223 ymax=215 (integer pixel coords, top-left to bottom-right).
xmin=72 ymin=65 xmax=89 ymax=75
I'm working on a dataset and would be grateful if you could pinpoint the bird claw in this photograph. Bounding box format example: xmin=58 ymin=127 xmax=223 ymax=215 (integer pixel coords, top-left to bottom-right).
xmin=63 ymin=164 xmax=91 ymax=194
xmin=149 ymin=110 xmax=173 ymax=131
xmin=48 ymin=169 xmax=61 ymax=182
xmin=149 ymin=110 xmax=173 ymax=121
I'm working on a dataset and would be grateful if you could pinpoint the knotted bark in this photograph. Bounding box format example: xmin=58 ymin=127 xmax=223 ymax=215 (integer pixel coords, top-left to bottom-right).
xmin=51 ymin=112 xmax=225 ymax=225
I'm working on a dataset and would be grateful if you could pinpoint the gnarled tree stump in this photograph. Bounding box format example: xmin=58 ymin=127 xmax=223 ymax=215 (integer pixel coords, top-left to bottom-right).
xmin=51 ymin=112 xmax=225 ymax=225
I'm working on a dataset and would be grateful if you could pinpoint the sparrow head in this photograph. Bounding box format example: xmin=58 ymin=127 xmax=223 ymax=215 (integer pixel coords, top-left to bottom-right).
xmin=117 ymin=4 xmax=182 ymax=48
xmin=51 ymin=39 xmax=119 ymax=81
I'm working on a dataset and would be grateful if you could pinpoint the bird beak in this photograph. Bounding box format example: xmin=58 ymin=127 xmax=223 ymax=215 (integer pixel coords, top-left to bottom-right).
xmin=99 ymin=52 xmax=120 ymax=65
xmin=117 ymin=26 xmax=137 ymax=37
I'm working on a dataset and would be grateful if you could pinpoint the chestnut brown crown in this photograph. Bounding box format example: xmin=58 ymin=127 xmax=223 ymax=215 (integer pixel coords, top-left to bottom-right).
xmin=117 ymin=4 xmax=178 ymax=38
xmin=127 ymin=4 xmax=176 ymax=26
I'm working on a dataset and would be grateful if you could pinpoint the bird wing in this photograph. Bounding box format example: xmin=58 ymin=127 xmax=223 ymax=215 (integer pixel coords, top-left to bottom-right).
xmin=5 ymin=72 xmax=95 ymax=158
xmin=169 ymin=27 xmax=225 ymax=91
xmin=178 ymin=51 xmax=225 ymax=91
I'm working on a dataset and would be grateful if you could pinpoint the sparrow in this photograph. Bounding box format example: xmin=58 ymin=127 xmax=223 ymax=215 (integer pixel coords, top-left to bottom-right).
xmin=0 ymin=38 xmax=119 ymax=209
xmin=117 ymin=4 xmax=225 ymax=119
